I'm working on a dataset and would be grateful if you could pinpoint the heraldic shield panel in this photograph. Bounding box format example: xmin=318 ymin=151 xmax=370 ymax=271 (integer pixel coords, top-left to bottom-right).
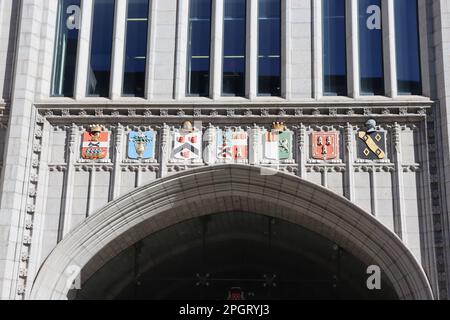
xmin=81 ymin=125 xmax=109 ymax=160
xmin=216 ymin=129 xmax=248 ymax=162
xmin=311 ymin=131 xmax=339 ymax=161
xmin=357 ymin=120 xmax=387 ymax=160
xmin=261 ymin=123 xmax=294 ymax=163
xmin=128 ymin=131 xmax=156 ymax=160
xmin=171 ymin=121 xmax=202 ymax=161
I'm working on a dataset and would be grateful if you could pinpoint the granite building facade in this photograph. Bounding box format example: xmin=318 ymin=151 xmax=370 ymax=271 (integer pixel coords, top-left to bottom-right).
xmin=0 ymin=0 xmax=449 ymax=299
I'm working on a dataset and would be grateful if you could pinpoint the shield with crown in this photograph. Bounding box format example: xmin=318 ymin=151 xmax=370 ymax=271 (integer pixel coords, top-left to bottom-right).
xmin=262 ymin=122 xmax=293 ymax=162
xmin=81 ymin=125 xmax=109 ymax=160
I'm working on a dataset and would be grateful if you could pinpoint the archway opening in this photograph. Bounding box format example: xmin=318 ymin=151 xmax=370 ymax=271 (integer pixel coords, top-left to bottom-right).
xmin=71 ymin=211 xmax=397 ymax=300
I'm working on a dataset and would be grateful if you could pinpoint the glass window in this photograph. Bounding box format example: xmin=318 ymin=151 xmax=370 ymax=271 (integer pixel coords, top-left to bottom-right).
xmin=87 ymin=0 xmax=115 ymax=97
xmin=223 ymin=0 xmax=246 ymax=97
xmin=123 ymin=0 xmax=150 ymax=97
xmin=258 ymin=0 xmax=281 ymax=96
xmin=395 ymin=0 xmax=421 ymax=95
xmin=359 ymin=0 xmax=384 ymax=95
xmin=187 ymin=0 xmax=211 ymax=97
xmin=323 ymin=0 xmax=347 ymax=96
xmin=51 ymin=0 xmax=81 ymax=97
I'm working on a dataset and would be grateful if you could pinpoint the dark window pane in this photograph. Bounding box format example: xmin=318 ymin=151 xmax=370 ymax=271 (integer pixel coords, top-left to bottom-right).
xmin=395 ymin=0 xmax=421 ymax=95
xmin=51 ymin=0 xmax=81 ymax=97
xmin=187 ymin=0 xmax=211 ymax=97
xmin=359 ymin=0 xmax=384 ymax=95
xmin=123 ymin=0 xmax=149 ymax=97
xmin=323 ymin=0 xmax=347 ymax=96
xmin=258 ymin=0 xmax=281 ymax=96
xmin=87 ymin=0 xmax=115 ymax=97
xmin=223 ymin=0 xmax=246 ymax=96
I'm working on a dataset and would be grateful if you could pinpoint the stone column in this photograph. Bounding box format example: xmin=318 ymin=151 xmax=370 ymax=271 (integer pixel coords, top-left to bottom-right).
xmin=382 ymin=0 xmax=397 ymax=97
xmin=110 ymin=0 xmax=127 ymax=100
xmin=247 ymin=0 xmax=258 ymax=100
xmin=60 ymin=124 xmax=78 ymax=238
xmin=74 ymin=0 xmax=93 ymax=99
xmin=297 ymin=124 xmax=306 ymax=178
xmin=392 ymin=123 xmax=407 ymax=241
xmin=173 ymin=0 xmax=189 ymax=100
xmin=344 ymin=123 xmax=355 ymax=201
xmin=249 ymin=124 xmax=260 ymax=165
xmin=0 ymin=0 xmax=45 ymax=299
xmin=111 ymin=124 xmax=124 ymax=199
xmin=211 ymin=0 xmax=224 ymax=99
xmin=159 ymin=124 xmax=170 ymax=178
xmin=347 ymin=0 xmax=359 ymax=98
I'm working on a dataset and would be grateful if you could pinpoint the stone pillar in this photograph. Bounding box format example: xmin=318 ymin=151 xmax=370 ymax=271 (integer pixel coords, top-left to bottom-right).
xmin=159 ymin=124 xmax=170 ymax=178
xmin=392 ymin=122 xmax=407 ymax=241
xmin=0 ymin=0 xmax=45 ymax=299
xmin=74 ymin=0 xmax=93 ymax=99
xmin=247 ymin=0 xmax=258 ymax=100
xmin=344 ymin=123 xmax=355 ymax=201
xmin=347 ymin=0 xmax=359 ymax=98
xmin=297 ymin=124 xmax=306 ymax=178
xmin=111 ymin=124 xmax=124 ymax=199
xmin=110 ymin=0 xmax=127 ymax=99
xmin=211 ymin=0 xmax=224 ymax=99
xmin=249 ymin=124 xmax=260 ymax=165
xmin=203 ymin=124 xmax=216 ymax=165
xmin=61 ymin=124 xmax=78 ymax=238
xmin=383 ymin=0 xmax=397 ymax=97
xmin=173 ymin=0 xmax=189 ymax=100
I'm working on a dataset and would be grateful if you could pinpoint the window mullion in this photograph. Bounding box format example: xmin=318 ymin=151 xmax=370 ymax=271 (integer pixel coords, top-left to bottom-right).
xmin=74 ymin=0 xmax=93 ymax=99
xmin=110 ymin=0 xmax=127 ymax=99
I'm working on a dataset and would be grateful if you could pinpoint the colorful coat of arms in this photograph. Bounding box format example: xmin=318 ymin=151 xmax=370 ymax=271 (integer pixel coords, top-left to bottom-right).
xmin=311 ymin=131 xmax=339 ymax=160
xmin=81 ymin=125 xmax=109 ymax=160
xmin=171 ymin=121 xmax=202 ymax=161
xmin=128 ymin=131 xmax=156 ymax=160
xmin=357 ymin=119 xmax=387 ymax=160
xmin=262 ymin=122 xmax=293 ymax=162
xmin=216 ymin=129 xmax=248 ymax=162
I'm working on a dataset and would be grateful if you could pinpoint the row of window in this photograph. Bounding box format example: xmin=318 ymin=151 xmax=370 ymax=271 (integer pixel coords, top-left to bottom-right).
xmin=323 ymin=0 xmax=422 ymax=96
xmin=51 ymin=0 xmax=422 ymax=99
xmin=52 ymin=0 xmax=281 ymax=98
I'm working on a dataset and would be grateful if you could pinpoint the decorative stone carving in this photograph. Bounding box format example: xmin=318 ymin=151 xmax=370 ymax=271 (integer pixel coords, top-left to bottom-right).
xmin=260 ymin=122 xmax=294 ymax=164
xmin=193 ymin=108 xmax=201 ymax=117
xmin=329 ymin=108 xmax=338 ymax=116
xmin=169 ymin=121 xmax=202 ymax=163
xmin=399 ymin=107 xmax=408 ymax=115
xmin=203 ymin=124 xmax=216 ymax=165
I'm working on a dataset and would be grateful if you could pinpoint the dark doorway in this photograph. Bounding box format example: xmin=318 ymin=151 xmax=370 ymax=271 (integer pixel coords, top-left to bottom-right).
xmin=72 ymin=212 xmax=398 ymax=300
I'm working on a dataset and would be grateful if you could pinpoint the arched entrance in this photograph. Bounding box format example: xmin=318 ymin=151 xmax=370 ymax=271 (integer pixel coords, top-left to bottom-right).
xmin=30 ymin=165 xmax=433 ymax=300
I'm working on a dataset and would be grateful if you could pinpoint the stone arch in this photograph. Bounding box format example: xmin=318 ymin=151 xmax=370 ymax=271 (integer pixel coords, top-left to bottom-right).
xmin=30 ymin=165 xmax=433 ymax=300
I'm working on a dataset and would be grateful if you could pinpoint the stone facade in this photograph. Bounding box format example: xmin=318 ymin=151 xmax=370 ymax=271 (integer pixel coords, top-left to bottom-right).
xmin=0 ymin=0 xmax=448 ymax=299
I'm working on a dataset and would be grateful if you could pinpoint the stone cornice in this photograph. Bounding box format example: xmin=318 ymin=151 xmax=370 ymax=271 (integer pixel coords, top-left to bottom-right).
xmin=35 ymin=104 xmax=431 ymax=125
